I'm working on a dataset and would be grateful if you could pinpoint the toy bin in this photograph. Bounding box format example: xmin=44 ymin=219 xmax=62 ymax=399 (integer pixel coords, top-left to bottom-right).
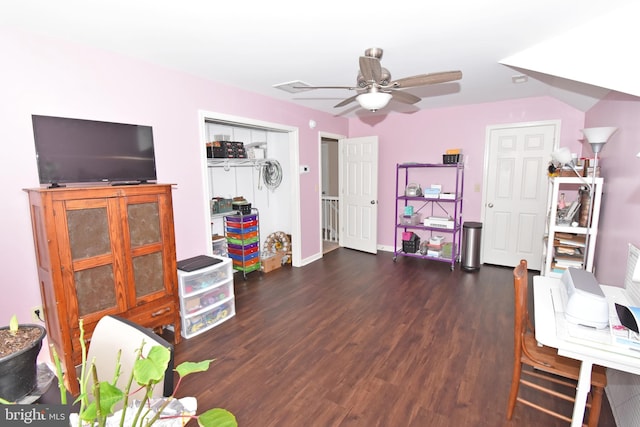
xmin=402 ymin=233 xmax=420 ymax=253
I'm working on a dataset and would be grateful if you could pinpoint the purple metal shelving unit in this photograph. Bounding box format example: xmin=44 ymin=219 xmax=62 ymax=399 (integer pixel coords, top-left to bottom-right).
xmin=393 ymin=162 xmax=464 ymax=270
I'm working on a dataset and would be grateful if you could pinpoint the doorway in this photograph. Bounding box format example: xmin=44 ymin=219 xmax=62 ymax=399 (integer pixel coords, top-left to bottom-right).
xmin=198 ymin=110 xmax=302 ymax=267
xmin=481 ymin=120 xmax=560 ymax=270
xmin=321 ymin=136 xmax=340 ymax=254
xmin=319 ymin=132 xmax=379 ymax=257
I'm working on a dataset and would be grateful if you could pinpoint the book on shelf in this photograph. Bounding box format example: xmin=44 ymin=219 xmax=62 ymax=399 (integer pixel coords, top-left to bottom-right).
xmin=554 ymin=233 xmax=587 ymax=247
xmin=554 ymin=253 xmax=584 ymax=263
xmin=555 ymin=245 xmax=583 ymax=256
xmin=553 ymin=257 xmax=584 ymax=269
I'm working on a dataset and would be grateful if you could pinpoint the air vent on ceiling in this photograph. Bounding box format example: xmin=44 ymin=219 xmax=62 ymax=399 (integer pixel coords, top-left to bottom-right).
xmin=273 ymin=80 xmax=313 ymax=93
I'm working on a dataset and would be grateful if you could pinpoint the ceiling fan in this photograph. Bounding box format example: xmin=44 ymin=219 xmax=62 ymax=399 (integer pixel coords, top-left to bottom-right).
xmin=296 ymin=48 xmax=462 ymax=112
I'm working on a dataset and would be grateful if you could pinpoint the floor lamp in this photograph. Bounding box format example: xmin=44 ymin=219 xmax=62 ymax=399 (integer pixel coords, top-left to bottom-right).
xmin=581 ymin=126 xmax=618 ymax=270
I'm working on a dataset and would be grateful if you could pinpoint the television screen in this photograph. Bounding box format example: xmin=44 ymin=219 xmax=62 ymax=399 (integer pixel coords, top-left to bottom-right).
xmin=32 ymin=115 xmax=157 ymax=186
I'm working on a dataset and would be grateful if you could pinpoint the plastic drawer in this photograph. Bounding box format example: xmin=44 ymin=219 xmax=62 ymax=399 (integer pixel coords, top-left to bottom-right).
xmin=228 ymin=241 xmax=259 ymax=251
xmin=226 ymin=231 xmax=258 ymax=241
xmin=227 ymin=236 xmax=259 ymax=246
xmin=178 ymin=257 xmax=232 ymax=297
xmin=180 ymin=281 xmax=233 ymax=315
xmin=228 ymin=251 xmax=259 ymax=261
xmin=181 ymin=299 xmax=235 ymax=339
xmin=226 ymin=225 xmax=258 ymax=234
xmin=228 ymin=245 xmax=259 ymax=256
xmin=225 ymin=213 xmax=257 ymax=223
xmin=233 ymin=261 xmax=261 ymax=273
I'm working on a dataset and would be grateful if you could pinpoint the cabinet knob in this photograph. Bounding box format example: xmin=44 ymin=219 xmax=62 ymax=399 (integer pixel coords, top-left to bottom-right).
xmin=370 ymin=200 xmax=376 ymax=205
xmin=488 ymin=203 xmax=494 ymax=208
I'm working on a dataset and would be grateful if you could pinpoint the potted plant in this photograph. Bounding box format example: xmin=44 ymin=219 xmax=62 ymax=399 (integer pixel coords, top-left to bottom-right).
xmin=54 ymin=320 xmax=237 ymax=427
xmin=0 ymin=315 xmax=47 ymax=402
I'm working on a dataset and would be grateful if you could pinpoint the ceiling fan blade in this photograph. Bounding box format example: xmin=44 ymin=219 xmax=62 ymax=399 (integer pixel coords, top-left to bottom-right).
xmin=390 ymin=71 xmax=463 ymax=88
xmin=293 ymin=85 xmax=357 ymax=90
xmin=334 ymin=95 xmax=358 ymax=108
xmin=390 ymin=90 xmax=422 ymax=105
xmin=359 ymin=56 xmax=382 ymax=84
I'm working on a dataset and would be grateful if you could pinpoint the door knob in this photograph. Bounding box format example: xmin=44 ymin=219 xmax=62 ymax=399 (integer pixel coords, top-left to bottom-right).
xmin=488 ymin=203 xmax=494 ymax=208
xmin=371 ymin=200 xmax=376 ymax=204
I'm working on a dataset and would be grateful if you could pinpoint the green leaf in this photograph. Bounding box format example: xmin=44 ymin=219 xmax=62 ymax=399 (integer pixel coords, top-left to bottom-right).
xmin=79 ymin=381 xmax=124 ymax=421
xmin=133 ymin=345 xmax=171 ymax=386
xmin=197 ymin=408 xmax=237 ymax=427
xmin=9 ymin=315 xmax=18 ymax=334
xmin=175 ymin=360 xmax=214 ymax=378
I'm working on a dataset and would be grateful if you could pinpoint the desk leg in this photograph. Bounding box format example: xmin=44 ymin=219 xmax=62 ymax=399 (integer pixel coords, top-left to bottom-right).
xmin=571 ymin=360 xmax=593 ymax=427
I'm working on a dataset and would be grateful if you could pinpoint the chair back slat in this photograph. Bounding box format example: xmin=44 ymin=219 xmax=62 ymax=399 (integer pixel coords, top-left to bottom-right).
xmin=513 ymin=259 xmax=528 ymax=356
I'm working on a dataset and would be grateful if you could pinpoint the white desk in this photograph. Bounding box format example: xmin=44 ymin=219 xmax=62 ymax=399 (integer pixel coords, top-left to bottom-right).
xmin=533 ymin=275 xmax=640 ymax=427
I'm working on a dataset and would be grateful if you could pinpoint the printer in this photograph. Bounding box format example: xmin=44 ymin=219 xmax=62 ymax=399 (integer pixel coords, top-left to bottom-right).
xmin=561 ymin=268 xmax=609 ymax=329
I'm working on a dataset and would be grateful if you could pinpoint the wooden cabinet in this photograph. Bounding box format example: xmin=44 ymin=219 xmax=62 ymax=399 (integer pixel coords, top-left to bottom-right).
xmin=25 ymin=184 xmax=181 ymax=394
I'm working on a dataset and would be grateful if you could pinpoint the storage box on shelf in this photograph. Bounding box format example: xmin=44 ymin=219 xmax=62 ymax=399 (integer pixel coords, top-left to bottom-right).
xmin=177 ymin=256 xmax=235 ymax=339
xmin=225 ymin=209 xmax=261 ymax=279
xmin=212 ymin=235 xmax=228 ymax=257
xmin=393 ymin=162 xmax=464 ymax=270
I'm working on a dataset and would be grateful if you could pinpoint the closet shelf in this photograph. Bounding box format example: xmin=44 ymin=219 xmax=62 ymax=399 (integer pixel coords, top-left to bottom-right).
xmin=207 ymin=158 xmax=272 ymax=168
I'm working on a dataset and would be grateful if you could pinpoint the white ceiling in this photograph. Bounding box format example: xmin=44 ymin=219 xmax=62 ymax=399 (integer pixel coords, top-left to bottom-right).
xmin=2 ymin=0 xmax=638 ymax=117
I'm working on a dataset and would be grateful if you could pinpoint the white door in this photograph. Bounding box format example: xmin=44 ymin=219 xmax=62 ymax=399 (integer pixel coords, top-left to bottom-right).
xmin=482 ymin=121 xmax=559 ymax=269
xmin=339 ymin=136 xmax=379 ymax=254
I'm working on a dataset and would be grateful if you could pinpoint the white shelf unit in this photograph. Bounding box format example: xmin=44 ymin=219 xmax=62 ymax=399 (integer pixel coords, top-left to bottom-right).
xmin=542 ymin=176 xmax=604 ymax=277
xmin=177 ymin=256 xmax=235 ymax=338
xmin=393 ymin=162 xmax=464 ymax=271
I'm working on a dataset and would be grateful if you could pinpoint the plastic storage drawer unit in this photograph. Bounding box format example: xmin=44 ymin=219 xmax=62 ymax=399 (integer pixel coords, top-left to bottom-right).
xmin=177 ymin=255 xmax=235 ymax=338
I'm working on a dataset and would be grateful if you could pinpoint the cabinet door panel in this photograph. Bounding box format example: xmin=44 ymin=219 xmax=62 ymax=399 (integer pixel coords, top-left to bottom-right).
xmin=74 ymin=264 xmax=118 ymax=316
xmin=59 ymin=198 xmax=125 ymax=322
xmin=128 ymin=202 xmax=161 ymax=246
xmin=123 ymin=193 xmax=176 ymax=304
xmin=132 ymin=251 xmax=164 ymax=298
xmin=67 ymin=207 xmax=111 ymax=259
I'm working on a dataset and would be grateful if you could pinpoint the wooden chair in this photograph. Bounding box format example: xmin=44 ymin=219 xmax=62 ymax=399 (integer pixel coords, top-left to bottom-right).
xmin=506 ymin=259 xmax=607 ymax=426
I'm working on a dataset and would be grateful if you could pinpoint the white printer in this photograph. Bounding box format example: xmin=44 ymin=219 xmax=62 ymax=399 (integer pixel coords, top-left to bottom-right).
xmin=561 ymin=267 xmax=609 ymax=329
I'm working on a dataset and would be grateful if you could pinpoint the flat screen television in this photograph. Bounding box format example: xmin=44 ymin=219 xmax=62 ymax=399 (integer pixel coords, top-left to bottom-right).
xmin=32 ymin=115 xmax=157 ymax=187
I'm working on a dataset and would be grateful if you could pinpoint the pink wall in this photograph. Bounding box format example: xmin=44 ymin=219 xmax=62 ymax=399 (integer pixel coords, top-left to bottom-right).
xmin=348 ymin=97 xmax=586 ymax=248
xmin=0 ymin=28 xmax=347 ymax=336
xmin=585 ymin=92 xmax=640 ymax=285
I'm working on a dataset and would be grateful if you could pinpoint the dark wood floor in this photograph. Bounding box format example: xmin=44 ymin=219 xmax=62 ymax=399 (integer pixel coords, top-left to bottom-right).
xmin=173 ymin=248 xmax=616 ymax=427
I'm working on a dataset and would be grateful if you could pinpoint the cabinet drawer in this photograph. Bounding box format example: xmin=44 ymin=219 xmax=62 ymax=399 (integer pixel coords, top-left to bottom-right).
xmin=180 ymin=280 xmax=233 ymax=316
xmin=127 ymin=300 xmax=177 ymax=327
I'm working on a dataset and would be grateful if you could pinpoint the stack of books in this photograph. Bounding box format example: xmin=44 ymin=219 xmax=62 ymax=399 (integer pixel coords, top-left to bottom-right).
xmin=552 ymin=233 xmax=586 ymax=272
xmin=426 ymin=236 xmax=445 ymax=257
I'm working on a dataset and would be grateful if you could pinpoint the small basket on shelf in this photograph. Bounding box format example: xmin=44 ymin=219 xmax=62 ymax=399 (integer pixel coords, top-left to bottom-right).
xmin=442 ymin=154 xmax=461 ymax=164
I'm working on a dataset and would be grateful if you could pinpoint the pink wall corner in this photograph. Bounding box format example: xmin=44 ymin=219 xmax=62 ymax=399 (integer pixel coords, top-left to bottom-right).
xmin=585 ymin=92 xmax=640 ymax=285
xmin=348 ymin=97 xmax=586 ymax=248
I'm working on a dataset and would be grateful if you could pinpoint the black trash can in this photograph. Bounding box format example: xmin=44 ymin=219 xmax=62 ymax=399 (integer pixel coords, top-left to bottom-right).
xmin=462 ymin=221 xmax=482 ymax=272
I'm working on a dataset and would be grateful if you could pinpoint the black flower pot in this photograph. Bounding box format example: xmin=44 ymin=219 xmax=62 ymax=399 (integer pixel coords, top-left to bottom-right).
xmin=0 ymin=324 xmax=46 ymax=402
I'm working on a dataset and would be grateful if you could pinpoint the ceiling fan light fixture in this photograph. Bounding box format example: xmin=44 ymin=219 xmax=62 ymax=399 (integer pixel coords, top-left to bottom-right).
xmin=357 ymin=92 xmax=392 ymax=111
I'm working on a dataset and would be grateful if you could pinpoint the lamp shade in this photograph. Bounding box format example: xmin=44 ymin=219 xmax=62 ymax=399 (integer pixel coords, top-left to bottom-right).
xmin=581 ymin=127 xmax=618 ymax=154
xmin=357 ymin=92 xmax=392 ymax=111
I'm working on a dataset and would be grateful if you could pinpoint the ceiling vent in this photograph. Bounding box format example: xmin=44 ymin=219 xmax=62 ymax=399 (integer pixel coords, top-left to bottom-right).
xmin=273 ymin=80 xmax=313 ymax=93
